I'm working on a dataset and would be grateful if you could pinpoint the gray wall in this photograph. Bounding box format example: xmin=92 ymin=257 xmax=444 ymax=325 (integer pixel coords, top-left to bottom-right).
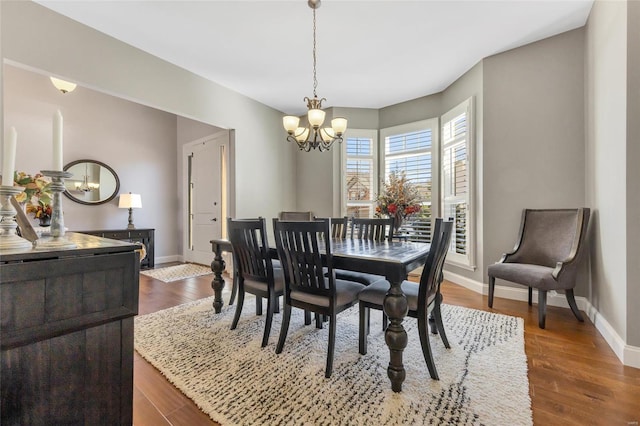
xmin=585 ymin=0 xmax=633 ymax=346
xmin=483 ymin=29 xmax=587 ymax=291
xmin=1 ymin=1 xmax=297 ymax=258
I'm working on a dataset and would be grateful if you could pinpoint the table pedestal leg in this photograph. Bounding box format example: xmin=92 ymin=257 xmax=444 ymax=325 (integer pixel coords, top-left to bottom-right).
xmin=383 ymin=280 xmax=408 ymax=392
xmin=210 ymin=244 xmax=226 ymax=313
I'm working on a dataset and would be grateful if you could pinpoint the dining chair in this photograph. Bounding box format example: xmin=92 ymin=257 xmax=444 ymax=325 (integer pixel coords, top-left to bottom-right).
xmin=357 ymin=218 xmax=453 ymax=380
xmin=351 ymin=217 xmax=394 ymax=241
xmin=273 ymin=218 xmax=366 ymax=378
xmin=488 ymin=208 xmax=590 ymax=328
xmin=333 ymin=217 xmax=391 ymax=287
xmin=278 ymin=211 xmax=314 ymax=221
xmin=227 ymin=217 xmax=284 ymax=347
xmin=314 ymin=216 xmax=349 ymax=239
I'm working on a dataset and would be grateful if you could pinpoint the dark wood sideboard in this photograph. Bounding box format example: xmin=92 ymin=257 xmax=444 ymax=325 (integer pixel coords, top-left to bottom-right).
xmin=0 ymin=233 xmax=140 ymax=425
xmin=78 ymin=228 xmax=155 ymax=269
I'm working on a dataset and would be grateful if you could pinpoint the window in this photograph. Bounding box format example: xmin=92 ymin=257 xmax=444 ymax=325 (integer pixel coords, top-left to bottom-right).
xmin=342 ymin=129 xmax=378 ymax=218
xmin=380 ymin=119 xmax=438 ymax=242
xmin=441 ymin=98 xmax=474 ymax=267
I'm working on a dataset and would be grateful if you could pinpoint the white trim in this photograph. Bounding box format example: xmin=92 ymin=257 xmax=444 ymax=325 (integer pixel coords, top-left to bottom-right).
xmin=156 ymin=254 xmax=181 ymax=265
xmin=443 ymin=271 xmax=640 ymax=369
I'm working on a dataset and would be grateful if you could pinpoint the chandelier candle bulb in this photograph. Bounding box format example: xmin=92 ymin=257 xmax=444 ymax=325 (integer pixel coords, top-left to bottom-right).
xmin=2 ymin=127 xmax=17 ymax=186
xmin=53 ymin=110 xmax=63 ymax=171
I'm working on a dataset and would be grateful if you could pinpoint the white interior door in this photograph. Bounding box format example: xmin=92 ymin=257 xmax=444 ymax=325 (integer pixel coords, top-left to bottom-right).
xmin=184 ymin=133 xmax=228 ymax=265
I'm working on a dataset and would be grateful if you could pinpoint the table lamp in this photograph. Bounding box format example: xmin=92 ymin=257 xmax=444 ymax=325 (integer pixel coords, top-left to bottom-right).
xmin=118 ymin=192 xmax=142 ymax=230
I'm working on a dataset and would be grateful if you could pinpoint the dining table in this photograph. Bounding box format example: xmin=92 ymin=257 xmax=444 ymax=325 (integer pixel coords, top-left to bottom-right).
xmin=209 ymin=237 xmax=431 ymax=393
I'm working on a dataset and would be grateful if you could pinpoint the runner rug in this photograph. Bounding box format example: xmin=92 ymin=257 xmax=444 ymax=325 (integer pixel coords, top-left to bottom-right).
xmin=139 ymin=263 xmax=212 ymax=283
xmin=134 ymin=296 xmax=533 ymax=425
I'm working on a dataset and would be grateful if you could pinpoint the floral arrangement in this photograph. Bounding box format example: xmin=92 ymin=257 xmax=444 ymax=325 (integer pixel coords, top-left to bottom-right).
xmin=375 ymin=171 xmax=422 ymax=228
xmin=13 ymin=171 xmax=53 ymax=220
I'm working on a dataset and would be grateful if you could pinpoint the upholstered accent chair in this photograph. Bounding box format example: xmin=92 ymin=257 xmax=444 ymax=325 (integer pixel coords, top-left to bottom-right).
xmin=273 ymin=219 xmax=365 ymax=378
xmin=487 ymin=208 xmax=591 ymax=329
xmin=358 ymin=219 xmax=453 ymax=380
xmin=227 ymin=217 xmax=284 ymax=347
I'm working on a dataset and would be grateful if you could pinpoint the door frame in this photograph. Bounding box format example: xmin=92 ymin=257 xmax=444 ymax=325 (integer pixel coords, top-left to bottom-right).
xmin=181 ymin=131 xmax=233 ymax=264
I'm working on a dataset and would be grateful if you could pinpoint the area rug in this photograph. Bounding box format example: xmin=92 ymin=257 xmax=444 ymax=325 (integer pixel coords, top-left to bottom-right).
xmin=140 ymin=263 xmax=212 ymax=283
xmin=134 ymin=297 xmax=533 ymax=425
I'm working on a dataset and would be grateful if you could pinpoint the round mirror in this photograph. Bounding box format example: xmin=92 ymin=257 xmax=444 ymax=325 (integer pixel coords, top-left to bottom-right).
xmin=63 ymin=159 xmax=120 ymax=205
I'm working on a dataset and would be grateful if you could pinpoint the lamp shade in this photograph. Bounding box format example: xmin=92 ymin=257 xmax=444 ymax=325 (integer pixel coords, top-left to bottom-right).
xmin=283 ymin=116 xmax=300 ymax=133
xmin=307 ymin=109 xmax=326 ymax=127
xmin=119 ymin=193 xmax=142 ymax=209
xmin=331 ymin=117 xmax=348 ymax=134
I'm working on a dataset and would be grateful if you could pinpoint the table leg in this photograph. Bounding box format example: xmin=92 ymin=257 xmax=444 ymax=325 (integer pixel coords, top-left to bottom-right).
xmin=210 ymin=243 xmax=226 ymax=314
xmin=383 ymin=279 xmax=409 ymax=392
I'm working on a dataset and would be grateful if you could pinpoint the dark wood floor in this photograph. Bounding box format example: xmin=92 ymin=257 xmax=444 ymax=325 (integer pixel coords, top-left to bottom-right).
xmin=133 ymin=265 xmax=640 ymax=425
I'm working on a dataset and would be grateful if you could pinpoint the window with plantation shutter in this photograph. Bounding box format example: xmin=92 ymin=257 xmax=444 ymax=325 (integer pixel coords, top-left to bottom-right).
xmin=441 ymin=98 xmax=474 ymax=267
xmin=380 ymin=119 xmax=438 ymax=243
xmin=342 ymin=130 xmax=377 ymax=219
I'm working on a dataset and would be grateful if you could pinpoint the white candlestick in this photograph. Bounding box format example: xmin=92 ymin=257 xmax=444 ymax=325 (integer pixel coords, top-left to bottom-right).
xmin=53 ymin=110 xmax=63 ymax=171
xmin=2 ymin=127 xmax=17 ymax=186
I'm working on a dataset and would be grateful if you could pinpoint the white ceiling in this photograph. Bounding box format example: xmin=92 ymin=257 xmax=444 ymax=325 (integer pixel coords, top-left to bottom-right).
xmin=36 ymin=0 xmax=594 ymax=116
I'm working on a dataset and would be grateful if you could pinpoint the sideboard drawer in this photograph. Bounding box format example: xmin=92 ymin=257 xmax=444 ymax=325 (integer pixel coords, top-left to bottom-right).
xmin=102 ymin=231 xmax=129 ymax=240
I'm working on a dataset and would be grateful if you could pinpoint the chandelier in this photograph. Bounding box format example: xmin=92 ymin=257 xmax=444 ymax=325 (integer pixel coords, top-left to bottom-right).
xmin=282 ymin=0 xmax=347 ymax=152
xmin=74 ymin=163 xmax=99 ymax=192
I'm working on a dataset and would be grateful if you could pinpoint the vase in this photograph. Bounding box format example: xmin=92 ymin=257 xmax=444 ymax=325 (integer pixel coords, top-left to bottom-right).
xmin=38 ymin=216 xmax=51 ymax=227
xmin=393 ymin=215 xmax=404 ymax=232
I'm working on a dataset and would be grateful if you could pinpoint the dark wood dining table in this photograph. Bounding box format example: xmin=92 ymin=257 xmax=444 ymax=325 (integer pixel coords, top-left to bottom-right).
xmin=209 ymin=237 xmax=431 ymax=393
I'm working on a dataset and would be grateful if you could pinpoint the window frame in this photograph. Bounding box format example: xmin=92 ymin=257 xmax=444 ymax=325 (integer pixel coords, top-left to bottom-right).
xmin=441 ymin=97 xmax=475 ymax=269
xmin=340 ymin=129 xmax=378 ymax=218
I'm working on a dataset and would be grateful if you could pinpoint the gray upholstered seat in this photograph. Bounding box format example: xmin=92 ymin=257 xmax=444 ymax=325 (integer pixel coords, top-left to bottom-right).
xmin=487 ymin=208 xmax=590 ymax=329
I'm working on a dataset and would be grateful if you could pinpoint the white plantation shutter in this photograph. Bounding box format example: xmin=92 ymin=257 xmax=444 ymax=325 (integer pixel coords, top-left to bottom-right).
xmin=342 ymin=130 xmax=377 ymax=218
xmin=441 ymin=98 xmax=474 ymax=267
xmin=381 ymin=119 xmax=438 ymax=242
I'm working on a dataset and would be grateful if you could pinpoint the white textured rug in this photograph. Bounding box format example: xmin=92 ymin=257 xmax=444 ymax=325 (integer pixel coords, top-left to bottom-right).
xmin=135 ymin=296 xmax=533 ymax=425
xmin=140 ymin=263 xmax=212 ymax=283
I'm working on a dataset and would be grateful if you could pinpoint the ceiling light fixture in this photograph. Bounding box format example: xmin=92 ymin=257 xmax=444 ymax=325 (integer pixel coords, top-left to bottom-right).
xmin=282 ymin=0 xmax=347 ymax=152
xmin=50 ymin=77 xmax=77 ymax=94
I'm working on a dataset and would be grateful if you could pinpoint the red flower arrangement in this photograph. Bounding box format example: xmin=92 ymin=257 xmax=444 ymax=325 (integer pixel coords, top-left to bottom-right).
xmin=375 ymin=171 xmax=422 ymax=229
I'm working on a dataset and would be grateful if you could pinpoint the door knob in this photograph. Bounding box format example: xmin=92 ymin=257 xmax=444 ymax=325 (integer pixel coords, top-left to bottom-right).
xmin=211 ymin=218 xmax=217 ymax=222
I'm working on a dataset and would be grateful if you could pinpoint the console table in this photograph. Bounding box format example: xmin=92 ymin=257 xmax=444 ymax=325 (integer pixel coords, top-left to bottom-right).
xmin=0 ymin=233 xmax=140 ymax=425
xmin=78 ymin=228 xmax=155 ymax=269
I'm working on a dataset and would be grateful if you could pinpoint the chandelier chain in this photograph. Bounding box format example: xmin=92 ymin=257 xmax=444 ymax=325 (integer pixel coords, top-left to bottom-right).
xmin=312 ymin=7 xmax=317 ymax=98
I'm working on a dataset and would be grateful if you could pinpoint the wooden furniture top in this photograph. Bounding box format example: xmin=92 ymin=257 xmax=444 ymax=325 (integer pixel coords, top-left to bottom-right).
xmin=0 ymin=232 xmax=139 ymax=263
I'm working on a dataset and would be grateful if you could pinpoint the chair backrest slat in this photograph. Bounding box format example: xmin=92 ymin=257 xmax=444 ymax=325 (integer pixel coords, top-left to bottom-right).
xmin=314 ymin=216 xmax=349 ymax=239
xmin=227 ymin=217 xmax=273 ymax=283
xmin=351 ymin=217 xmax=393 ymax=241
xmin=273 ymin=219 xmax=333 ymax=299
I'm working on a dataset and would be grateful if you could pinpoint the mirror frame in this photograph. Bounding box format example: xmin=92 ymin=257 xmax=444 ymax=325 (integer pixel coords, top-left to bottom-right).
xmin=63 ymin=159 xmax=120 ymax=206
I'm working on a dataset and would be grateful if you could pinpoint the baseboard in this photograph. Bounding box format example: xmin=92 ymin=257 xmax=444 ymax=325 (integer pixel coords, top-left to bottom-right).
xmin=443 ymin=270 xmax=640 ymax=369
xmin=156 ymin=255 xmax=181 ymax=265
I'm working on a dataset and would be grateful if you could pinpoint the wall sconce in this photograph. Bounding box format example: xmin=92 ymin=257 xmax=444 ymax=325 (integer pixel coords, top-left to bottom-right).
xmin=50 ymin=77 xmax=77 ymax=94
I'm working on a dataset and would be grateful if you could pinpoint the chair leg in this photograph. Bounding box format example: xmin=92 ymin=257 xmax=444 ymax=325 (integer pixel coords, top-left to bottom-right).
xmin=304 ymin=310 xmax=312 ymax=325
xmin=528 ymin=287 xmax=533 ymax=306
xmin=566 ymin=289 xmax=584 ymax=322
xmin=261 ymin=292 xmax=275 ymax=347
xmin=433 ymin=294 xmax=450 ymax=349
xmin=417 ymin=312 xmax=439 ymax=380
xmin=538 ymin=290 xmax=547 ymax=329
xmin=325 ymin=313 xmax=337 ymax=378
xmin=359 ymin=305 xmax=369 ymax=355
xmin=276 ymin=304 xmax=292 ymax=354
xmin=488 ymin=275 xmax=495 ymax=308
xmin=274 ymin=296 xmax=280 ymax=314
xmin=228 ymin=272 xmax=238 ymax=306
xmin=230 ymin=289 xmax=244 ymax=330
xmin=315 ymin=313 xmax=323 ymax=329
xmin=382 ymin=313 xmax=388 ymax=331
xmin=255 ymin=297 xmax=263 ymax=315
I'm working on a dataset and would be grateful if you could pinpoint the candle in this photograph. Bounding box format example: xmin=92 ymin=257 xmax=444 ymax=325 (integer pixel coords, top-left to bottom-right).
xmin=2 ymin=127 xmax=17 ymax=186
xmin=53 ymin=110 xmax=63 ymax=171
